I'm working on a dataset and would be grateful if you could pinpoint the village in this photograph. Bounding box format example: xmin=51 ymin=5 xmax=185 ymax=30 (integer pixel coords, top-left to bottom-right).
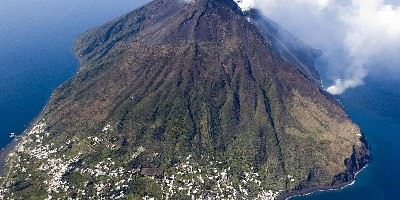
xmin=0 ymin=121 xmax=280 ymax=199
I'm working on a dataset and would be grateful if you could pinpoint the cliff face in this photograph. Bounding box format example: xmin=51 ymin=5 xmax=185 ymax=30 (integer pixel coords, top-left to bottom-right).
xmin=0 ymin=0 xmax=368 ymax=199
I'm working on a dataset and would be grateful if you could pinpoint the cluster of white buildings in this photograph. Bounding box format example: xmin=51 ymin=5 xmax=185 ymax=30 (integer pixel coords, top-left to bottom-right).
xmin=1 ymin=120 xmax=281 ymax=199
xmin=158 ymin=155 xmax=280 ymax=200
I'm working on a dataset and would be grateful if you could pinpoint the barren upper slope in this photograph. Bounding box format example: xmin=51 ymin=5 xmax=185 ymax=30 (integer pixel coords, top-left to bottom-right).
xmin=0 ymin=0 xmax=368 ymax=199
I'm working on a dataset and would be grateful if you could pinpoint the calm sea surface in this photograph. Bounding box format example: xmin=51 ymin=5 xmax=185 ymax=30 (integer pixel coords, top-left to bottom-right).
xmin=294 ymin=76 xmax=400 ymax=200
xmin=0 ymin=0 xmax=148 ymax=148
xmin=1 ymin=1 xmax=399 ymax=199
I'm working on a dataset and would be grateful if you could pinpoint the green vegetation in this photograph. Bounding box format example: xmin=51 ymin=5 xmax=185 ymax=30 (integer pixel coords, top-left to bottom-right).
xmin=0 ymin=0 xmax=368 ymax=199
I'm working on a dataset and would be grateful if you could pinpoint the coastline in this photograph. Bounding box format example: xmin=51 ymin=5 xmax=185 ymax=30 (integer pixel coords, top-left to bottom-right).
xmin=0 ymin=89 xmax=370 ymax=198
xmin=0 ymin=142 xmax=369 ymax=198
xmin=0 ymin=36 xmax=80 ymax=181
xmin=0 ymin=136 xmax=22 ymax=178
xmin=0 ymin=93 xmax=54 ymax=178
xmin=277 ymin=165 xmax=369 ymax=200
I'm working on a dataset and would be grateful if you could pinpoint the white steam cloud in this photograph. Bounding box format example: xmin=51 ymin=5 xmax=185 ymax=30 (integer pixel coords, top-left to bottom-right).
xmin=236 ymin=0 xmax=400 ymax=95
xmin=235 ymin=0 xmax=257 ymax=11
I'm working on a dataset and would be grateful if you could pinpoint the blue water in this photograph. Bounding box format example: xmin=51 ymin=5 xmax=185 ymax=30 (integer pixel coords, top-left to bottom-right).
xmin=1 ymin=1 xmax=400 ymax=199
xmin=0 ymin=0 xmax=148 ymax=148
xmin=295 ymin=76 xmax=400 ymax=200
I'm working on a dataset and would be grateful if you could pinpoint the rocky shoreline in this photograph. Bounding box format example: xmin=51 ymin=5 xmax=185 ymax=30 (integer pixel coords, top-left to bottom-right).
xmin=278 ymin=163 xmax=369 ymax=200
xmin=0 ymin=135 xmax=370 ymax=200
xmin=278 ymin=135 xmax=370 ymax=200
xmin=0 ymin=0 xmax=371 ymax=198
xmin=277 ymin=174 xmax=359 ymax=200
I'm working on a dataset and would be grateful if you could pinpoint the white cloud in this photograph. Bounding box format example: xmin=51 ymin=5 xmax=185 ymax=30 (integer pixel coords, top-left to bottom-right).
xmin=234 ymin=0 xmax=258 ymax=11
xmin=181 ymin=0 xmax=194 ymax=3
xmin=344 ymin=0 xmax=400 ymax=57
xmin=235 ymin=0 xmax=400 ymax=95
xmin=326 ymin=64 xmax=367 ymax=95
xmin=330 ymin=0 xmax=400 ymax=94
xmin=235 ymin=0 xmax=332 ymax=12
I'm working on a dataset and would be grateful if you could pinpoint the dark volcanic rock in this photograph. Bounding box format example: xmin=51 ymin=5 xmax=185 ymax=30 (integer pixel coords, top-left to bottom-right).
xmin=0 ymin=0 xmax=369 ymax=199
xmin=332 ymin=136 xmax=370 ymax=185
xmin=244 ymin=9 xmax=322 ymax=84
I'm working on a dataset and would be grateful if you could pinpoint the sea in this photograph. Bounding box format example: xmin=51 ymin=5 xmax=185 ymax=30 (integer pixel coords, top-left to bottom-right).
xmin=0 ymin=0 xmax=148 ymax=148
xmin=0 ymin=1 xmax=399 ymax=199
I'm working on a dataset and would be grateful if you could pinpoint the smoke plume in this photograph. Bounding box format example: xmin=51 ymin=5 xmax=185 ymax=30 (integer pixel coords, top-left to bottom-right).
xmin=235 ymin=0 xmax=400 ymax=95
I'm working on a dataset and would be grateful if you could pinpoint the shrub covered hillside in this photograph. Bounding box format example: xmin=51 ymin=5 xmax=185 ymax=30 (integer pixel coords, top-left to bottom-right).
xmin=0 ymin=0 xmax=368 ymax=199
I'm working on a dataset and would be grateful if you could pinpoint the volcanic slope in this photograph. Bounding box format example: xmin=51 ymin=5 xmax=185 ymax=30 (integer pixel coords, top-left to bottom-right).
xmin=0 ymin=0 xmax=368 ymax=199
